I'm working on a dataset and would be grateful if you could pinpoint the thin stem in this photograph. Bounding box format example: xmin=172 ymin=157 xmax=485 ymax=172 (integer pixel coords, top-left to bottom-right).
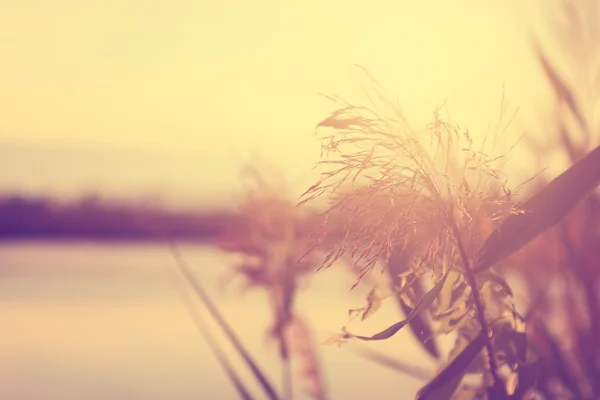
xmin=167 ymin=270 xmax=256 ymax=400
xmin=167 ymin=241 xmax=281 ymax=400
xmin=281 ymin=346 xmax=293 ymax=400
xmin=452 ymin=223 xmax=503 ymax=393
xmin=280 ymin=253 xmax=295 ymax=400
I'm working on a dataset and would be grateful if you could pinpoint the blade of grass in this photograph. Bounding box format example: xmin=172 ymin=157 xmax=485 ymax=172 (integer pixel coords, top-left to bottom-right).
xmin=453 ymin=225 xmax=503 ymax=393
xmin=387 ymin=248 xmax=440 ymax=359
xmin=167 ymin=269 xmax=256 ymax=400
xmin=531 ymin=36 xmax=588 ymax=131
xmin=474 ymin=144 xmax=600 ymax=273
xmin=281 ymin=350 xmax=293 ymax=400
xmin=416 ymin=330 xmax=487 ymax=400
xmin=342 ymin=271 xmax=450 ymax=341
xmin=167 ymin=241 xmax=281 ymax=400
xmin=289 ymin=318 xmax=329 ymax=400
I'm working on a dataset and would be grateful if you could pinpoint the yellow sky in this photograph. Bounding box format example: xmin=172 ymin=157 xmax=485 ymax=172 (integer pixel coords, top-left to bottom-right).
xmin=0 ymin=0 xmax=557 ymax=208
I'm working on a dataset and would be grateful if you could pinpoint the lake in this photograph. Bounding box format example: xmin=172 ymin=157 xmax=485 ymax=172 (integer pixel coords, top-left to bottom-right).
xmin=0 ymin=242 xmax=444 ymax=399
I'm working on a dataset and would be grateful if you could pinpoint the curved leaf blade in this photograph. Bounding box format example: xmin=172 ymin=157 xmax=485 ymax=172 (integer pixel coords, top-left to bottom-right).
xmin=344 ymin=271 xmax=450 ymax=342
xmin=474 ymin=144 xmax=600 ymax=273
xmin=388 ymin=249 xmax=441 ymax=359
xmin=416 ymin=330 xmax=487 ymax=400
xmin=532 ymin=37 xmax=587 ymax=130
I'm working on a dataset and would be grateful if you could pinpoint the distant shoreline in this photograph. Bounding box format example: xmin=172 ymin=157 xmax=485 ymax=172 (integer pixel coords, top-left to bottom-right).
xmin=0 ymin=195 xmax=238 ymax=242
xmin=0 ymin=235 xmax=215 ymax=243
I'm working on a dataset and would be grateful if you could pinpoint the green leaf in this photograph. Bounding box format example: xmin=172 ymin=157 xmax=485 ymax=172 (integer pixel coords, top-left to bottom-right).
xmin=362 ymin=286 xmax=385 ymax=321
xmin=344 ymin=271 xmax=450 ymax=342
xmin=448 ymin=282 xmax=469 ymax=308
xmin=508 ymin=362 xmax=537 ymax=399
xmin=447 ymin=333 xmax=486 ymax=375
xmin=429 ymin=306 xmax=470 ymax=339
xmin=399 ymin=287 xmax=418 ymax=309
xmin=474 ymin=144 xmax=600 ymax=273
xmin=434 ymin=270 xmax=463 ymax=316
xmin=495 ymin=328 xmax=527 ymax=367
xmin=416 ymin=330 xmax=487 ymax=400
xmin=387 ymin=248 xmax=441 ymax=359
xmin=506 ymin=371 xmax=519 ymax=396
xmin=532 ymin=37 xmax=588 ymax=130
xmin=409 ymin=271 xmax=451 ymax=316
xmin=431 ymin=275 xmax=472 ymax=340
xmin=485 ymin=270 xmax=513 ymax=297
xmin=398 ymin=297 xmax=441 ymax=359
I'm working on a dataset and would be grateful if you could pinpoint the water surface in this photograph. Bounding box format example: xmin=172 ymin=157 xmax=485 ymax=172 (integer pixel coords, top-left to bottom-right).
xmin=0 ymin=242 xmax=439 ymax=399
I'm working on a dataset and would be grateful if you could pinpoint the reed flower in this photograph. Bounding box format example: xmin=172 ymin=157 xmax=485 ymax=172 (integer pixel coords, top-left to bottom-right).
xmin=218 ymin=165 xmax=327 ymax=400
xmin=301 ymin=68 xmax=519 ymax=284
xmin=299 ymin=68 xmax=544 ymax=398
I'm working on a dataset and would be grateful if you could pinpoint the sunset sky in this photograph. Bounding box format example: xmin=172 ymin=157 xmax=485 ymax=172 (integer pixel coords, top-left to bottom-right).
xmin=0 ymin=0 xmax=559 ymax=209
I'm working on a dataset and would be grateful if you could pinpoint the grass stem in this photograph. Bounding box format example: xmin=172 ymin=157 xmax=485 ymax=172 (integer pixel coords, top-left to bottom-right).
xmin=452 ymin=223 xmax=503 ymax=396
xmin=167 ymin=240 xmax=281 ymax=400
xmin=167 ymin=269 xmax=256 ymax=400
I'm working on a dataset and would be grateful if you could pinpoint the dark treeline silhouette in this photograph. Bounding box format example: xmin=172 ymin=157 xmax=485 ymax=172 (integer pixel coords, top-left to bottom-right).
xmin=0 ymin=195 xmax=240 ymax=241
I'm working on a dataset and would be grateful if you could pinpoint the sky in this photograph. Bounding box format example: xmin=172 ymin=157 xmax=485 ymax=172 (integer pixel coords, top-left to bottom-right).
xmin=0 ymin=0 xmax=562 ymax=209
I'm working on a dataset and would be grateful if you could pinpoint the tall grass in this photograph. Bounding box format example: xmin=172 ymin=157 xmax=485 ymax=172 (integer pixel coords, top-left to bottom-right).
xmin=299 ymin=69 xmax=521 ymax=398
xmin=216 ymin=165 xmax=329 ymax=400
xmin=496 ymin=0 xmax=600 ymax=398
xmin=298 ymin=55 xmax=600 ymax=397
xmin=166 ymin=2 xmax=600 ymax=399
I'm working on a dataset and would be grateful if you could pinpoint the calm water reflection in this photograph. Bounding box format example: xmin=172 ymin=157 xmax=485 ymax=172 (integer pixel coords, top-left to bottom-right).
xmin=0 ymin=242 xmax=438 ymax=399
